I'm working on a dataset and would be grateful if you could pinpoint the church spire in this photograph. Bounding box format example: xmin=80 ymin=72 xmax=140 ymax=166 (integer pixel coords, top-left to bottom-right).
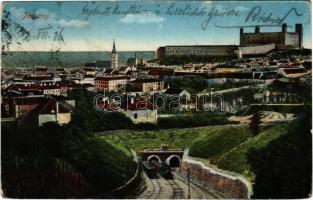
xmin=110 ymin=39 xmax=118 ymax=69
xmin=112 ymin=39 xmax=117 ymax=54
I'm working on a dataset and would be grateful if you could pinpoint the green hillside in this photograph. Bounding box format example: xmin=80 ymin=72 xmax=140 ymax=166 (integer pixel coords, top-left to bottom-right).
xmin=189 ymin=123 xmax=289 ymax=178
xmin=102 ymin=127 xmax=202 ymax=152
xmin=216 ymin=124 xmax=288 ymax=176
xmin=2 ymin=122 xmax=137 ymax=198
xmin=188 ymin=126 xmax=253 ymax=161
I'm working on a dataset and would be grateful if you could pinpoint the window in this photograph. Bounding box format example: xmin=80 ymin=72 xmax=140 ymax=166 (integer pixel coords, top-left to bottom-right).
xmin=134 ymin=113 xmax=138 ymax=119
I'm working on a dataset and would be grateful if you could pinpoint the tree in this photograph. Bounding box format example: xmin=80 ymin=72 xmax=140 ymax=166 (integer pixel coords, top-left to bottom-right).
xmin=249 ymin=111 xmax=261 ymax=136
xmin=248 ymin=108 xmax=312 ymax=198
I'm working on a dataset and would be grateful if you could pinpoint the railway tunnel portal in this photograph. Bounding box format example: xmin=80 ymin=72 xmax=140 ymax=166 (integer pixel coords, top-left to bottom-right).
xmin=140 ymin=145 xmax=184 ymax=167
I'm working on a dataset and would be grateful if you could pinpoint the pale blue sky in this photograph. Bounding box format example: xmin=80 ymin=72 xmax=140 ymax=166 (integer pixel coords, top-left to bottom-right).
xmin=2 ymin=1 xmax=312 ymax=51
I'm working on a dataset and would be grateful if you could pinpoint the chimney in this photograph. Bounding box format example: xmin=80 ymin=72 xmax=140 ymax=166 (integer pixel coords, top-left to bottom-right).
xmin=255 ymin=26 xmax=260 ymax=33
xmin=282 ymin=23 xmax=287 ymax=33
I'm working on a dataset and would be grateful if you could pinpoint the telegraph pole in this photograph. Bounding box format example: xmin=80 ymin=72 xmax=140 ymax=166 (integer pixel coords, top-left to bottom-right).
xmin=187 ymin=168 xmax=190 ymax=199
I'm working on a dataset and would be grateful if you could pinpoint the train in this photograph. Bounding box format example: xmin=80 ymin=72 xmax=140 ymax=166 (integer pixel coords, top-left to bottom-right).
xmin=142 ymin=160 xmax=173 ymax=179
xmin=142 ymin=161 xmax=158 ymax=178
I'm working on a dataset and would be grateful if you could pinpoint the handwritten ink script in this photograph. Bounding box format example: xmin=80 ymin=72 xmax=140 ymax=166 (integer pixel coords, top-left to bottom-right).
xmin=81 ymin=3 xmax=303 ymax=30
xmin=23 ymin=12 xmax=49 ymax=20
xmin=35 ymin=25 xmax=64 ymax=41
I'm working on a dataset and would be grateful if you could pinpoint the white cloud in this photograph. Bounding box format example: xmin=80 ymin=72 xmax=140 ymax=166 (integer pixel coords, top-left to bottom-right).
xmin=59 ymin=19 xmax=89 ymax=28
xmin=9 ymin=7 xmax=25 ymax=19
xmin=120 ymin=13 xmax=165 ymax=24
xmin=235 ymin=6 xmax=250 ymax=12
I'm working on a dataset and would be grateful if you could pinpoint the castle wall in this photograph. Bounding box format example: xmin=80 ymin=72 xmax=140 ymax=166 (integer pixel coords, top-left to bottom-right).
xmin=239 ymin=43 xmax=275 ymax=55
xmin=285 ymin=33 xmax=300 ymax=48
xmin=240 ymin=24 xmax=302 ymax=49
xmin=240 ymin=32 xmax=284 ymax=48
xmin=162 ymin=46 xmax=235 ymax=58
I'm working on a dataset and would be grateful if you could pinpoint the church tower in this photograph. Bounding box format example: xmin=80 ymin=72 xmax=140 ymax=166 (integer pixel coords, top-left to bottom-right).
xmin=111 ymin=39 xmax=118 ymax=69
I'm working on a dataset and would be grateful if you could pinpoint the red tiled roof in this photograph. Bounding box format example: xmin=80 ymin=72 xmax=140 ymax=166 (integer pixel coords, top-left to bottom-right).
xmin=35 ymin=68 xmax=48 ymax=71
xmin=130 ymin=78 xmax=162 ymax=83
xmin=30 ymin=98 xmax=70 ymax=114
xmin=283 ymin=68 xmax=307 ymax=74
xmin=23 ymin=75 xmax=53 ymax=81
xmin=83 ymin=67 xmax=96 ymax=72
xmin=13 ymin=96 xmax=45 ymax=105
xmin=104 ymin=69 xmax=114 ymax=73
xmin=122 ymin=99 xmax=155 ymax=111
xmin=58 ymin=81 xmax=76 ymax=87
xmin=95 ymin=76 xmax=128 ymax=81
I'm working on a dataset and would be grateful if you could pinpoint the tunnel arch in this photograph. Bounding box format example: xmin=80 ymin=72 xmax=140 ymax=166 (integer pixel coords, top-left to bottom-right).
xmin=165 ymin=155 xmax=181 ymax=167
xmin=147 ymin=155 xmax=161 ymax=164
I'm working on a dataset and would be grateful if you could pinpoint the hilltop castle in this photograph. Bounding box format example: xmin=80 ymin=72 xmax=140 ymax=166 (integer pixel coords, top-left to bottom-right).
xmin=157 ymin=24 xmax=303 ymax=59
xmin=240 ymin=23 xmax=303 ymax=49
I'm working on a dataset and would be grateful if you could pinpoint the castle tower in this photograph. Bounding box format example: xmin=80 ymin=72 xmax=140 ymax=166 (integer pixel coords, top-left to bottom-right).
xmin=111 ymin=39 xmax=118 ymax=69
xmin=239 ymin=28 xmax=244 ymax=45
xmin=295 ymin=24 xmax=303 ymax=50
xmin=282 ymin=23 xmax=287 ymax=33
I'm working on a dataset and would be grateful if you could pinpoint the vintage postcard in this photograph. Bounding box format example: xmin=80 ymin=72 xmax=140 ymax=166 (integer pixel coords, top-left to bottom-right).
xmin=1 ymin=0 xmax=312 ymax=199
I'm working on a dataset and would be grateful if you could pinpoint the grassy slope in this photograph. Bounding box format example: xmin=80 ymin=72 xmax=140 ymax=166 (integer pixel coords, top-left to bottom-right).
xmin=71 ymin=137 xmax=137 ymax=192
xmin=95 ymin=138 xmax=136 ymax=184
xmin=213 ymin=123 xmax=288 ymax=177
xmin=189 ymin=123 xmax=289 ymax=179
xmin=102 ymin=128 xmax=202 ymax=152
xmin=189 ymin=126 xmax=253 ymax=161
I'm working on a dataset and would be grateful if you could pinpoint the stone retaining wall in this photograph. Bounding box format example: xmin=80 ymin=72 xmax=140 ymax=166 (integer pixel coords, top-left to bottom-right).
xmin=180 ymin=159 xmax=251 ymax=199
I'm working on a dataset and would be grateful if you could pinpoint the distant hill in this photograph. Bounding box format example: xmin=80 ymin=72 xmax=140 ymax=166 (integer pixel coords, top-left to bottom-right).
xmin=1 ymin=51 xmax=155 ymax=68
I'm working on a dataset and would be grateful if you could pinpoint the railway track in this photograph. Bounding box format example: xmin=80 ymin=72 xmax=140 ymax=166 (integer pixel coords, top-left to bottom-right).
xmin=166 ymin=179 xmax=185 ymax=199
xmin=153 ymin=178 xmax=162 ymax=199
xmin=172 ymin=172 xmax=220 ymax=199
xmin=138 ymin=170 xmax=220 ymax=199
xmin=138 ymin=171 xmax=158 ymax=199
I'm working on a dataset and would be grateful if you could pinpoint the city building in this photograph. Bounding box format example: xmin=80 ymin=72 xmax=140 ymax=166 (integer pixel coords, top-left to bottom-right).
xmin=129 ymin=78 xmax=165 ymax=92
xmin=33 ymin=66 xmax=48 ymax=75
xmin=79 ymin=75 xmax=95 ymax=85
xmin=277 ymin=67 xmax=309 ymax=78
xmin=25 ymin=98 xmax=71 ymax=126
xmin=164 ymin=88 xmax=191 ymax=101
xmin=82 ymin=67 xmax=96 ymax=76
xmin=94 ymin=76 xmax=128 ymax=91
xmin=121 ymin=98 xmax=157 ymax=124
xmin=42 ymin=84 xmax=61 ymax=96
xmin=212 ymin=66 xmax=244 ymax=73
xmin=10 ymin=96 xmax=45 ymax=118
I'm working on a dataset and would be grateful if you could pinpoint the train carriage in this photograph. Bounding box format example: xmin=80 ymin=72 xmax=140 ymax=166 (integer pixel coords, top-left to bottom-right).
xmin=142 ymin=161 xmax=157 ymax=179
xmin=150 ymin=160 xmax=173 ymax=180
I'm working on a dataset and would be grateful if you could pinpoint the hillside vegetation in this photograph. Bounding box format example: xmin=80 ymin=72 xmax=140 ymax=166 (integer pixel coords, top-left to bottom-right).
xmin=1 ymin=90 xmax=138 ymax=199
xmin=206 ymin=123 xmax=288 ymax=177
xmin=104 ymin=122 xmax=289 ymax=179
